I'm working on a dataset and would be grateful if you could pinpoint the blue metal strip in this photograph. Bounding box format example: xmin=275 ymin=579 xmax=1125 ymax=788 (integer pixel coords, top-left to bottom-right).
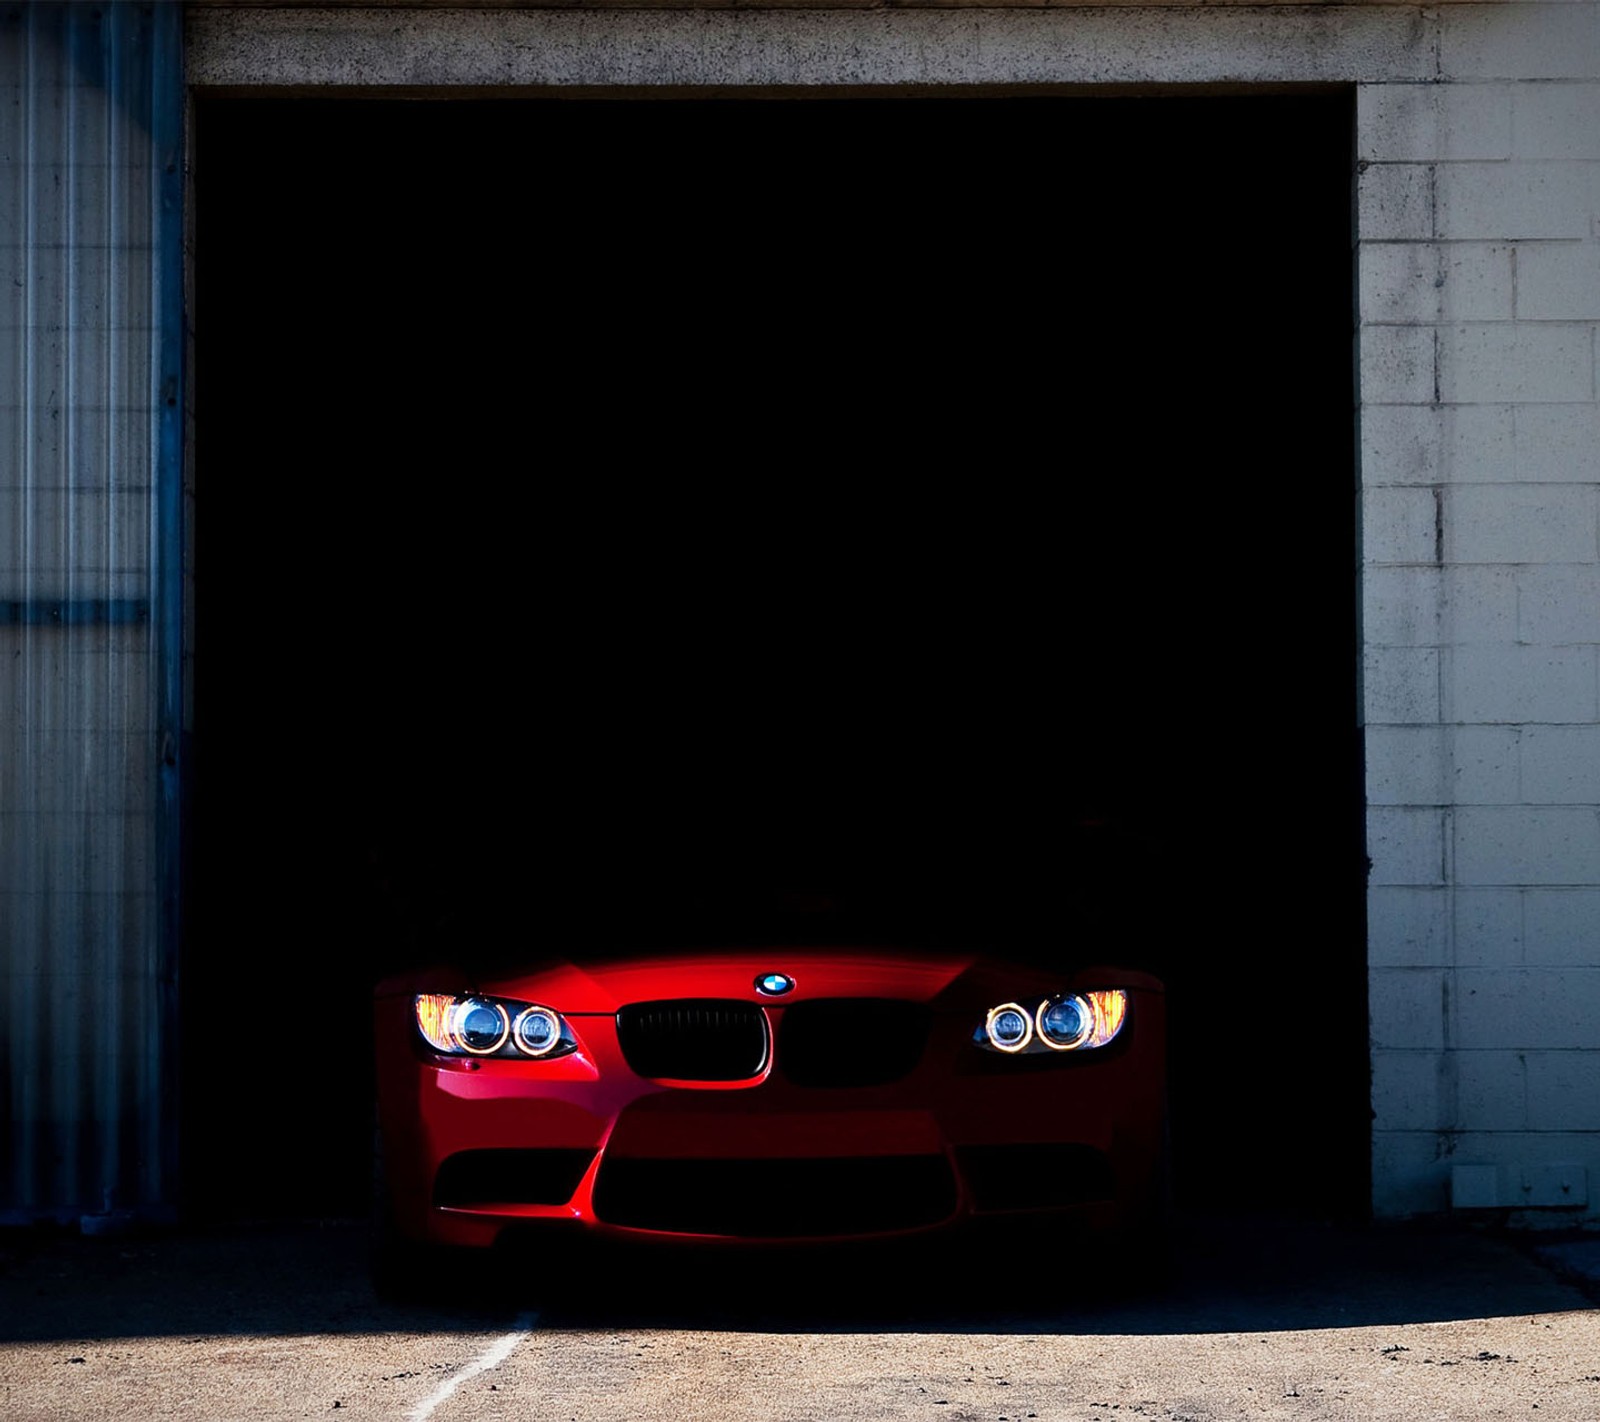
xmin=151 ymin=0 xmax=185 ymax=1214
xmin=0 ymin=599 xmax=151 ymax=626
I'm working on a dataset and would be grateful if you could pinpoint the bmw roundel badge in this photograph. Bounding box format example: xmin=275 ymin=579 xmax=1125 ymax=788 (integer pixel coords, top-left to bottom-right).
xmin=755 ymin=972 xmax=795 ymax=997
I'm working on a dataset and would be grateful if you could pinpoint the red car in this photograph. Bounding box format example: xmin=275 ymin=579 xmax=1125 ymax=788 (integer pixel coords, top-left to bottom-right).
xmin=372 ymin=945 xmax=1166 ymax=1274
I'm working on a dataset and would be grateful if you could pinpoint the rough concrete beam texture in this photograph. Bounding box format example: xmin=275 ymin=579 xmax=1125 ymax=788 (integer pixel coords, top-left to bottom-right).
xmin=184 ymin=0 xmax=1481 ymax=7
xmin=1442 ymin=1 xmax=1600 ymax=84
xmin=185 ymin=6 xmax=1436 ymax=90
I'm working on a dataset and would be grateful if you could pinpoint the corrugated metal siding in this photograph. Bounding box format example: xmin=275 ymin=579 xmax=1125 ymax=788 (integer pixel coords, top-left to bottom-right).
xmin=0 ymin=2 xmax=182 ymax=1221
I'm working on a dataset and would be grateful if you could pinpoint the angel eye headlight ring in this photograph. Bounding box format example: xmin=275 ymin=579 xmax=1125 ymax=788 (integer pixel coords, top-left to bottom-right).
xmin=984 ymin=1002 xmax=1034 ymax=1053
xmin=512 ymin=1005 xmax=563 ymax=1058
xmin=1036 ymin=994 xmax=1093 ymax=1051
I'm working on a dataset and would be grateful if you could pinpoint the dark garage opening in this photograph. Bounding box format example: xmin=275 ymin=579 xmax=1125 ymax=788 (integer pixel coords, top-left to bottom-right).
xmin=190 ymin=94 xmax=1363 ymax=1221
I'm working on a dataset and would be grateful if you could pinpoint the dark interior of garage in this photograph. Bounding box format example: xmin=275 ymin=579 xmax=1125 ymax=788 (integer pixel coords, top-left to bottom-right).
xmin=190 ymin=93 xmax=1362 ymax=1221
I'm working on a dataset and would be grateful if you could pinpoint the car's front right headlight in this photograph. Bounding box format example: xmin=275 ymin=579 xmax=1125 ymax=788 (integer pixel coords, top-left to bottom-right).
xmin=413 ymin=993 xmax=578 ymax=1059
xmin=976 ymin=990 xmax=1128 ymax=1055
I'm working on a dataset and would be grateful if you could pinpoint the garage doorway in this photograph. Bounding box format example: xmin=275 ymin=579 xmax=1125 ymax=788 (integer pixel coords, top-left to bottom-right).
xmin=190 ymin=94 xmax=1363 ymax=1219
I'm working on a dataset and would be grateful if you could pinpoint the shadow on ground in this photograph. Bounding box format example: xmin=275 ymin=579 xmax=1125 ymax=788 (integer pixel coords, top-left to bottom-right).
xmin=0 ymin=1214 xmax=1589 ymax=1343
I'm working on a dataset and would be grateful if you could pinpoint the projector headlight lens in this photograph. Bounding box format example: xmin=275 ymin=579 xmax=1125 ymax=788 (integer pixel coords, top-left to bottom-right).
xmin=1038 ymin=994 xmax=1092 ymax=1050
xmin=513 ymin=1005 xmax=562 ymax=1057
xmin=456 ymin=998 xmax=510 ymax=1055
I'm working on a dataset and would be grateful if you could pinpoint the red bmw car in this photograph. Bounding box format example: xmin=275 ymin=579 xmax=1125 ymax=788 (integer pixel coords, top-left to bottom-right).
xmin=371 ymin=940 xmax=1167 ymax=1272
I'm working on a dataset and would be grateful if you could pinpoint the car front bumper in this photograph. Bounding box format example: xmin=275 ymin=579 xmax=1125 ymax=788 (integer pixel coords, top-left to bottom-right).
xmin=374 ymin=991 xmax=1166 ymax=1248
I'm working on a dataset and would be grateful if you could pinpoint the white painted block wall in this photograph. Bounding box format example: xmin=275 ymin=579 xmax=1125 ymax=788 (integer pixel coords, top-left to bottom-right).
xmin=1361 ymin=3 xmax=1600 ymax=1220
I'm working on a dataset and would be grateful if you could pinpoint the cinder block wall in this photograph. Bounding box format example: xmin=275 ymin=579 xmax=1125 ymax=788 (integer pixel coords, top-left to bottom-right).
xmin=1361 ymin=3 xmax=1600 ymax=1219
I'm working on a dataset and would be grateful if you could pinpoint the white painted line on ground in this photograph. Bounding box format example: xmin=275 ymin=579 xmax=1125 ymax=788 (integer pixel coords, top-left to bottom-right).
xmin=409 ymin=1312 xmax=539 ymax=1422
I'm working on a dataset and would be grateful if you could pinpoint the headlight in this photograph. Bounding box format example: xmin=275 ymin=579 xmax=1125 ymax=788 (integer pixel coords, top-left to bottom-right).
xmin=413 ymin=994 xmax=578 ymax=1060
xmin=456 ymin=998 xmax=510 ymax=1055
xmin=975 ymin=990 xmax=1128 ymax=1055
xmin=984 ymin=1002 xmax=1034 ymax=1053
xmin=1037 ymin=995 xmax=1091 ymax=1050
xmin=512 ymin=1005 xmax=563 ymax=1058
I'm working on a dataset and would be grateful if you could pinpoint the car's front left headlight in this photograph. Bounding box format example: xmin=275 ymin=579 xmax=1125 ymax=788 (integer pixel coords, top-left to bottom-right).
xmin=413 ymin=993 xmax=579 ymax=1060
xmin=975 ymin=990 xmax=1127 ymax=1055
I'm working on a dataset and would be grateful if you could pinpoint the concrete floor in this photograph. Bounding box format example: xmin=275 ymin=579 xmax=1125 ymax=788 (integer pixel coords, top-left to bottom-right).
xmin=0 ymin=1216 xmax=1596 ymax=1421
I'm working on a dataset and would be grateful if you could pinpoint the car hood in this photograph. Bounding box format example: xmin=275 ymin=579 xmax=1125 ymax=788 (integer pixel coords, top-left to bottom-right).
xmin=384 ymin=948 xmax=1157 ymax=1014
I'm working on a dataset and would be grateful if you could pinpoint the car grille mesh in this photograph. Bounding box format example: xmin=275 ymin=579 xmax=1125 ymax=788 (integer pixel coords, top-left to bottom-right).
xmin=616 ymin=999 xmax=769 ymax=1081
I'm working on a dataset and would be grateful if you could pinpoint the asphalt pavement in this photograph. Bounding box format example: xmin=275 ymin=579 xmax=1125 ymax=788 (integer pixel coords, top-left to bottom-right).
xmin=1 ymin=1215 xmax=1596 ymax=1421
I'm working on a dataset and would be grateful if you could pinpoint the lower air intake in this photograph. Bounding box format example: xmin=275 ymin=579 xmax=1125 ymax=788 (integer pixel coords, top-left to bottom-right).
xmin=592 ymin=1155 xmax=959 ymax=1237
xmin=956 ymin=1143 xmax=1116 ymax=1212
xmin=433 ymin=1148 xmax=596 ymax=1207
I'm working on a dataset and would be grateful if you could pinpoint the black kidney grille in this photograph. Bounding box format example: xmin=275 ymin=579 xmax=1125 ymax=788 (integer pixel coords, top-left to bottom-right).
xmin=777 ymin=998 xmax=932 ymax=1088
xmin=616 ymin=999 xmax=769 ymax=1081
